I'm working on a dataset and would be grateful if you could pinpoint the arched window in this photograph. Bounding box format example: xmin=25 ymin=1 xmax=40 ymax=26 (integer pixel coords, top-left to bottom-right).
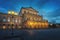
xmin=24 ymin=11 xmax=26 ymax=13
xmin=3 ymin=19 xmax=6 ymax=22
xmin=8 ymin=17 xmax=10 ymax=22
xmin=15 ymin=19 xmax=17 ymax=23
xmin=19 ymin=20 xmax=21 ymax=23
xmin=12 ymin=18 xmax=14 ymax=22
xmin=3 ymin=16 xmax=6 ymax=22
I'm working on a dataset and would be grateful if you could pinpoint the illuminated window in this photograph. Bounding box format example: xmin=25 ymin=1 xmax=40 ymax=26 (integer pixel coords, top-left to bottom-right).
xmin=15 ymin=19 xmax=17 ymax=23
xmin=3 ymin=18 xmax=6 ymax=22
xmin=12 ymin=19 xmax=14 ymax=22
xmin=3 ymin=26 xmax=6 ymax=29
xmin=19 ymin=20 xmax=21 ymax=23
xmin=8 ymin=17 xmax=10 ymax=22
xmin=3 ymin=16 xmax=6 ymax=22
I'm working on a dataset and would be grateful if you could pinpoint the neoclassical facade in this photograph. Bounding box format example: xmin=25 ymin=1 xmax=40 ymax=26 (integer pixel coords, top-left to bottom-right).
xmin=0 ymin=7 xmax=48 ymax=29
xmin=0 ymin=13 xmax=22 ymax=29
xmin=19 ymin=7 xmax=48 ymax=29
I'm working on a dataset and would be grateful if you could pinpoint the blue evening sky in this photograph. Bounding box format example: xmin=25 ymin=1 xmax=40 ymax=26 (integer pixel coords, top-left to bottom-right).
xmin=0 ymin=0 xmax=60 ymax=23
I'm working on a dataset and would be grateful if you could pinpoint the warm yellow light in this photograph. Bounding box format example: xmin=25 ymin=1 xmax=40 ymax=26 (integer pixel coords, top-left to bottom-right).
xmin=15 ymin=13 xmax=18 ymax=15
xmin=8 ymin=11 xmax=18 ymax=15
xmin=8 ymin=11 xmax=11 ymax=14
xmin=27 ymin=21 xmax=34 ymax=28
xmin=44 ymin=22 xmax=48 ymax=28
xmin=10 ymin=22 xmax=14 ymax=24
xmin=12 ymin=11 xmax=14 ymax=15
xmin=3 ymin=26 xmax=6 ymax=29
xmin=29 ymin=22 xmax=33 ymax=25
xmin=34 ymin=22 xmax=37 ymax=25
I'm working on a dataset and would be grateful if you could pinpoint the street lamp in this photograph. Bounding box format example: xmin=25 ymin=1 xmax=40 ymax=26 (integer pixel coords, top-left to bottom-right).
xmin=8 ymin=11 xmax=18 ymax=15
xmin=8 ymin=11 xmax=15 ymax=35
xmin=8 ymin=11 xmax=11 ymax=14
xmin=8 ymin=11 xmax=18 ymax=35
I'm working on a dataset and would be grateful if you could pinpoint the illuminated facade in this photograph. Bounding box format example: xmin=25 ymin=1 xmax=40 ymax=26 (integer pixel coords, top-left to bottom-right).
xmin=19 ymin=7 xmax=48 ymax=29
xmin=0 ymin=7 xmax=48 ymax=29
xmin=0 ymin=13 xmax=22 ymax=29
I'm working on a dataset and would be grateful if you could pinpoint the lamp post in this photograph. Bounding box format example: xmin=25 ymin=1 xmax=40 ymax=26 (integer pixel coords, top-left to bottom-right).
xmin=8 ymin=11 xmax=18 ymax=35
xmin=11 ymin=15 xmax=14 ymax=35
xmin=11 ymin=11 xmax=16 ymax=36
xmin=8 ymin=11 xmax=14 ymax=36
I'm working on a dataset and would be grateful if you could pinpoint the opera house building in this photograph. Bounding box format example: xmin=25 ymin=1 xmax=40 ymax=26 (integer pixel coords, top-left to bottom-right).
xmin=0 ymin=7 xmax=48 ymax=29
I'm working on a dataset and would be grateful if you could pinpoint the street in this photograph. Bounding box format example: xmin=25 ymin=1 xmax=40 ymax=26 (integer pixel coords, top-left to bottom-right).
xmin=0 ymin=28 xmax=60 ymax=40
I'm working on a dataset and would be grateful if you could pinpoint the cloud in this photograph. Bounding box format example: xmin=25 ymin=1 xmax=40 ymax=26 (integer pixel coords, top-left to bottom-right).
xmin=34 ymin=0 xmax=49 ymax=9
xmin=0 ymin=7 xmax=7 ymax=13
xmin=41 ymin=8 xmax=60 ymax=23
xmin=47 ymin=8 xmax=60 ymax=17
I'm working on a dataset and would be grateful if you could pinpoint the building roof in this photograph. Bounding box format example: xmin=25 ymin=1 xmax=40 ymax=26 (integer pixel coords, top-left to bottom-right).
xmin=21 ymin=7 xmax=39 ymax=13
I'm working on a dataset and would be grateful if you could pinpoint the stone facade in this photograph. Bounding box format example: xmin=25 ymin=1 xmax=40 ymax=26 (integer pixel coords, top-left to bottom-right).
xmin=0 ymin=13 xmax=22 ymax=29
xmin=0 ymin=7 xmax=48 ymax=29
xmin=19 ymin=7 xmax=48 ymax=29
